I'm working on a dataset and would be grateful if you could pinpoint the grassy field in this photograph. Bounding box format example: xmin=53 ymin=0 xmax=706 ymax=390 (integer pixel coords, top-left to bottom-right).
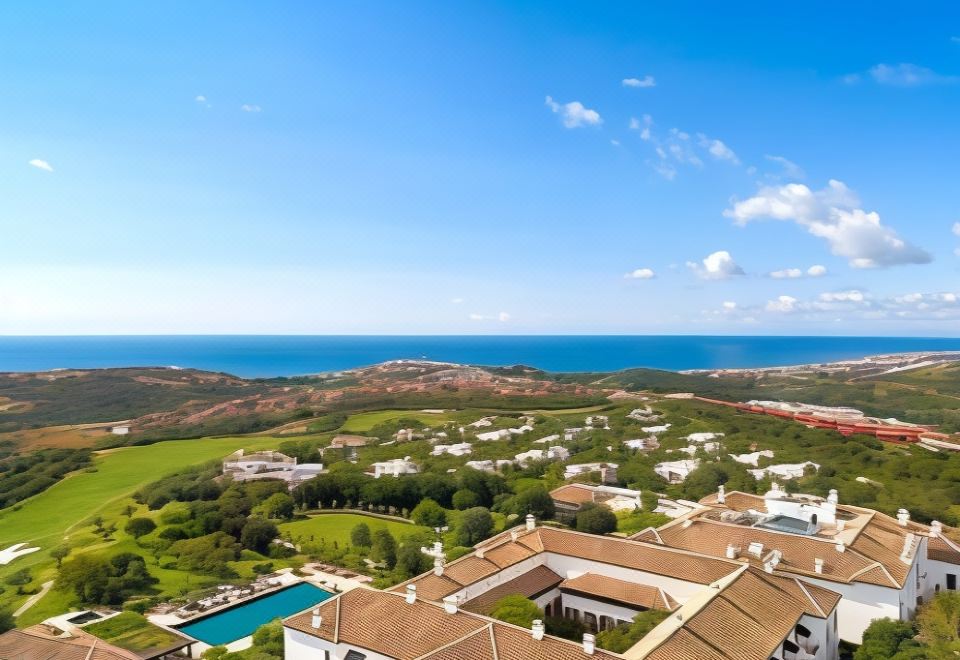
xmin=83 ymin=611 xmax=186 ymax=653
xmin=339 ymin=410 xmax=457 ymax=432
xmin=279 ymin=513 xmax=429 ymax=547
xmin=0 ymin=435 xmax=288 ymax=620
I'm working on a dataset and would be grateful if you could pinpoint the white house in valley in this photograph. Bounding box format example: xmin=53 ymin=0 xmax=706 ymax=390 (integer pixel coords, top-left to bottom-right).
xmin=730 ymin=450 xmax=775 ymax=466
xmin=748 ymin=461 xmax=819 ymax=480
xmin=366 ymin=457 xmax=419 ymax=478
xmin=653 ymin=458 xmax=700 ymax=483
xmin=430 ymin=442 xmax=473 ymax=457
xmin=515 ymin=446 xmax=570 ymax=466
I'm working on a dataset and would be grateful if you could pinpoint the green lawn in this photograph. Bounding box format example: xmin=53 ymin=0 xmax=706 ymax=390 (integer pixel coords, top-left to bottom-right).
xmin=0 ymin=435 xmax=287 ymax=619
xmin=339 ymin=410 xmax=454 ymax=432
xmin=84 ymin=611 xmax=186 ymax=653
xmin=279 ymin=513 xmax=429 ymax=546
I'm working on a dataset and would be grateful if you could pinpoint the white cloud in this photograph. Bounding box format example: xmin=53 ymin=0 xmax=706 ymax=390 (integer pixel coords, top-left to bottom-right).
xmin=545 ymin=96 xmax=601 ymax=128
xmin=819 ymin=290 xmax=865 ymax=303
xmin=807 ymin=265 xmax=827 ymax=277
xmin=722 ymin=301 xmax=738 ymax=310
xmin=629 ymin=114 xmax=654 ymax=141
xmin=770 ymin=268 xmax=803 ymax=279
xmin=622 ymin=76 xmax=656 ymax=88
xmin=469 ymin=313 xmax=485 ymax=321
xmin=954 ymin=223 xmax=960 ymax=237
xmin=724 ymin=180 xmax=931 ymax=268
xmin=766 ymin=295 xmax=798 ymax=313
xmin=241 ymin=104 xmax=262 ymax=113
xmin=697 ymin=134 xmax=739 ymax=164
xmin=469 ymin=311 xmax=511 ymax=322
xmin=610 ymin=139 xmax=620 ymax=147
xmin=498 ymin=311 xmax=511 ymax=322
xmin=195 ymin=95 xmax=207 ymax=103
xmin=764 ymin=155 xmax=805 ymax=180
xmin=28 ymin=159 xmax=54 ymax=172
xmin=952 ymin=36 xmax=960 ymax=44
xmin=867 ymin=63 xmax=957 ymax=86
xmin=686 ymin=251 xmax=744 ymax=280
xmin=625 ymin=268 xmax=655 ymax=280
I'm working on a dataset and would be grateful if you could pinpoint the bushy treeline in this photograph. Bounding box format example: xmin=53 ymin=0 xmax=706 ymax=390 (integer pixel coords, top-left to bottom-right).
xmin=0 ymin=446 xmax=92 ymax=509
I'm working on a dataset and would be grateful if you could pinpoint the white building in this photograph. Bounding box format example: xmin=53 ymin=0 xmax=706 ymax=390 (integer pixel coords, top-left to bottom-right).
xmin=366 ymin=457 xmax=419 ymax=478
xmin=622 ymin=438 xmax=654 ymax=450
xmin=533 ymin=434 xmax=561 ymax=444
xmin=463 ymin=459 xmax=513 ymax=473
xmin=685 ymin=431 xmax=724 ymax=443
xmin=109 ymin=425 xmax=130 ymax=435
xmin=563 ymin=462 xmax=618 ymax=484
xmin=221 ymin=449 xmax=324 ymax=488
xmin=654 ymin=459 xmax=700 ymax=483
xmin=508 ymin=424 xmax=535 ymax=435
xmin=585 ymin=415 xmax=609 ymax=429
xmin=677 ymin=442 xmax=719 ymax=456
xmin=748 ymin=461 xmax=819 ymax=480
xmin=641 ymin=424 xmax=671 ymax=434
xmin=563 ymin=428 xmax=585 ymax=441
xmin=515 ymin=446 xmax=570 ymax=466
xmin=729 ymin=450 xmax=775 ymax=466
xmin=430 ymin=442 xmax=473 ymax=457
xmin=475 ymin=429 xmax=511 ymax=442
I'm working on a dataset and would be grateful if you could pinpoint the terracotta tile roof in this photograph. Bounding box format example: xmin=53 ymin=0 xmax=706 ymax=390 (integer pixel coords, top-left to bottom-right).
xmin=442 ymin=556 xmax=501 ymax=585
xmin=700 ymin=491 xmax=765 ymax=512
xmin=0 ymin=627 xmax=141 ymax=660
xmin=483 ymin=540 xmax=537 ymax=568
xmin=400 ymin=572 xmax=464 ymax=602
xmin=461 ymin=565 xmax=563 ymax=615
xmin=535 ymin=526 xmax=739 ymax=585
xmin=550 ymin=484 xmax=597 ymax=506
xmin=655 ymin=516 xmax=907 ymax=588
xmin=559 ymin=573 xmax=678 ymax=611
xmin=928 ymin=535 xmax=960 ymax=564
xmin=640 ymin=568 xmax=839 ymax=660
xmin=285 ymin=587 xmax=619 ymax=660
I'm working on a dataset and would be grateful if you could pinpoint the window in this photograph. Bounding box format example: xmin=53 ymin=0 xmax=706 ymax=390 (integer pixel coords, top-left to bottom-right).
xmin=344 ymin=651 xmax=367 ymax=660
xmin=948 ymin=574 xmax=957 ymax=590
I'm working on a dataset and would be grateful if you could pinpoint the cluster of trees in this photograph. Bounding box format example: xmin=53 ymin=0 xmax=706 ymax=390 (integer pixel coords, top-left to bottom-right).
xmin=56 ymin=553 xmax=157 ymax=606
xmin=131 ymin=465 xmax=298 ymax=577
xmin=0 ymin=446 xmax=92 ymax=509
xmin=595 ymin=610 xmax=671 ymax=653
xmin=202 ymin=619 xmax=284 ymax=660
xmin=293 ymin=464 xmax=508 ymax=514
xmin=856 ymin=591 xmax=960 ymax=659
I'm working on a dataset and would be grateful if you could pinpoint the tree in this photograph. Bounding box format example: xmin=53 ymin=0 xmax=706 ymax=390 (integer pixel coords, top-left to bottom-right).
xmin=201 ymin=646 xmax=229 ymax=660
xmin=512 ymin=485 xmax=555 ymax=520
xmin=411 ymin=498 xmax=447 ymax=528
xmin=455 ymin=507 xmax=494 ymax=546
xmin=122 ymin=504 xmax=136 ymax=518
xmin=575 ymin=503 xmax=618 ymax=535
xmin=451 ymin=489 xmax=480 ymax=510
xmin=241 ymin=518 xmax=279 ymax=555
xmin=855 ymin=617 xmax=920 ymax=659
xmin=0 ymin=609 xmax=14 ymax=634
xmin=917 ymin=590 xmax=960 ymax=649
xmin=596 ymin=610 xmax=670 ymax=653
xmin=256 ymin=492 xmax=295 ymax=520
xmin=50 ymin=545 xmax=71 ymax=568
xmin=490 ymin=595 xmax=543 ymax=628
xmin=350 ymin=522 xmax=372 ymax=548
xmin=125 ymin=517 xmax=157 ymax=539
xmin=396 ymin=542 xmax=430 ymax=578
xmin=250 ymin=619 xmax=285 ymax=655
xmin=371 ymin=529 xmax=397 ymax=569
xmin=5 ymin=568 xmax=31 ymax=594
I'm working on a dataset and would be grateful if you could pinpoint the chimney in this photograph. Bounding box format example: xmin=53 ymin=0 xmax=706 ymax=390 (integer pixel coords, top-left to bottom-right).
xmin=814 ymin=558 xmax=824 ymax=574
xmin=511 ymin=530 xmax=519 ymax=542
xmin=311 ymin=608 xmax=322 ymax=629
xmin=405 ymin=584 xmax=417 ymax=604
xmin=835 ymin=541 xmax=845 ymax=553
xmin=827 ymin=489 xmax=839 ymax=505
xmin=725 ymin=544 xmax=738 ymax=559
xmin=836 ymin=519 xmax=846 ymax=532
xmin=932 ymin=520 xmax=944 ymax=538
xmin=717 ymin=485 xmax=726 ymax=504
xmin=526 ymin=514 xmax=536 ymax=531
xmin=897 ymin=508 xmax=910 ymax=527
xmin=433 ymin=556 xmax=444 ymax=576
xmin=443 ymin=595 xmax=458 ymax=614
xmin=582 ymin=633 xmax=596 ymax=655
xmin=476 ymin=547 xmax=486 ymax=559
xmin=532 ymin=619 xmax=545 ymax=640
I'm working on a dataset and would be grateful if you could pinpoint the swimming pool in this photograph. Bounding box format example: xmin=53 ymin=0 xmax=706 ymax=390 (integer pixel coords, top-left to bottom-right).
xmin=177 ymin=582 xmax=332 ymax=646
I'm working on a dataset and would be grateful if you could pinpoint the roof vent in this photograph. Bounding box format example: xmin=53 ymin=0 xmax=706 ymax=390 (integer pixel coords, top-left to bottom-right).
xmin=682 ymin=519 xmax=693 ymax=529
xmin=897 ymin=508 xmax=910 ymax=527
xmin=311 ymin=608 xmax=322 ymax=629
xmin=443 ymin=595 xmax=458 ymax=614
xmin=836 ymin=519 xmax=846 ymax=532
xmin=582 ymin=633 xmax=596 ymax=655
xmin=510 ymin=530 xmax=519 ymax=542
xmin=405 ymin=584 xmax=417 ymax=604
xmin=932 ymin=520 xmax=944 ymax=538
xmin=717 ymin=485 xmax=726 ymax=504
xmin=476 ymin=547 xmax=486 ymax=559
xmin=526 ymin=514 xmax=536 ymax=531
xmin=814 ymin=558 xmax=824 ymax=574
xmin=747 ymin=542 xmax=764 ymax=558
xmin=827 ymin=489 xmax=839 ymax=505
xmin=532 ymin=619 xmax=545 ymax=640
xmin=835 ymin=541 xmax=845 ymax=553
xmin=725 ymin=544 xmax=738 ymax=559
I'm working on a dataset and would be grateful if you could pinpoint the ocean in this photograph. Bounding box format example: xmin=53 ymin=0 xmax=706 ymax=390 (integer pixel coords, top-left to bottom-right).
xmin=0 ymin=335 xmax=958 ymax=378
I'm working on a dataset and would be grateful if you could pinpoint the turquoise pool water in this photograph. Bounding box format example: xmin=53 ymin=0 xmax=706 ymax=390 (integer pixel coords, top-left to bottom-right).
xmin=177 ymin=582 xmax=332 ymax=646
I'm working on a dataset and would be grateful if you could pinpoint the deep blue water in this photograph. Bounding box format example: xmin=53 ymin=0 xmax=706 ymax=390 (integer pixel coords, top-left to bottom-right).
xmin=177 ymin=582 xmax=332 ymax=645
xmin=0 ymin=335 xmax=959 ymax=378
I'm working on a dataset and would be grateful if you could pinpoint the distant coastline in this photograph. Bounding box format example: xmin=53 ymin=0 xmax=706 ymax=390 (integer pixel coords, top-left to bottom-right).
xmin=2 ymin=335 xmax=960 ymax=378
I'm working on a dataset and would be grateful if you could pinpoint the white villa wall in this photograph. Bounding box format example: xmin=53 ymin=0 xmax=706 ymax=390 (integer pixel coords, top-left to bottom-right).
xmin=541 ymin=553 xmax=708 ymax=603
xmin=560 ymin=592 xmax=641 ymax=628
xmin=801 ymin=577 xmax=903 ymax=644
xmin=286 ymin=627 xmax=393 ymax=660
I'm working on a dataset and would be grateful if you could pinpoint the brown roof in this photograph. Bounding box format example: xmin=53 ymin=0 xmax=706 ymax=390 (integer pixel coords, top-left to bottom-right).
xmin=560 ymin=573 xmax=678 ymax=611
xmin=550 ymin=484 xmax=597 ymax=506
xmin=0 ymin=627 xmax=140 ymax=660
xmin=461 ymin=565 xmax=563 ymax=615
xmin=641 ymin=568 xmax=840 ymax=660
xmin=284 ymin=587 xmax=619 ymax=660
xmin=928 ymin=535 xmax=960 ymax=564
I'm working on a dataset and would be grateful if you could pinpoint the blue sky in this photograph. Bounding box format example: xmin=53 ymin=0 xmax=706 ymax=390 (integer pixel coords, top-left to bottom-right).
xmin=2 ymin=1 xmax=959 ymax=335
